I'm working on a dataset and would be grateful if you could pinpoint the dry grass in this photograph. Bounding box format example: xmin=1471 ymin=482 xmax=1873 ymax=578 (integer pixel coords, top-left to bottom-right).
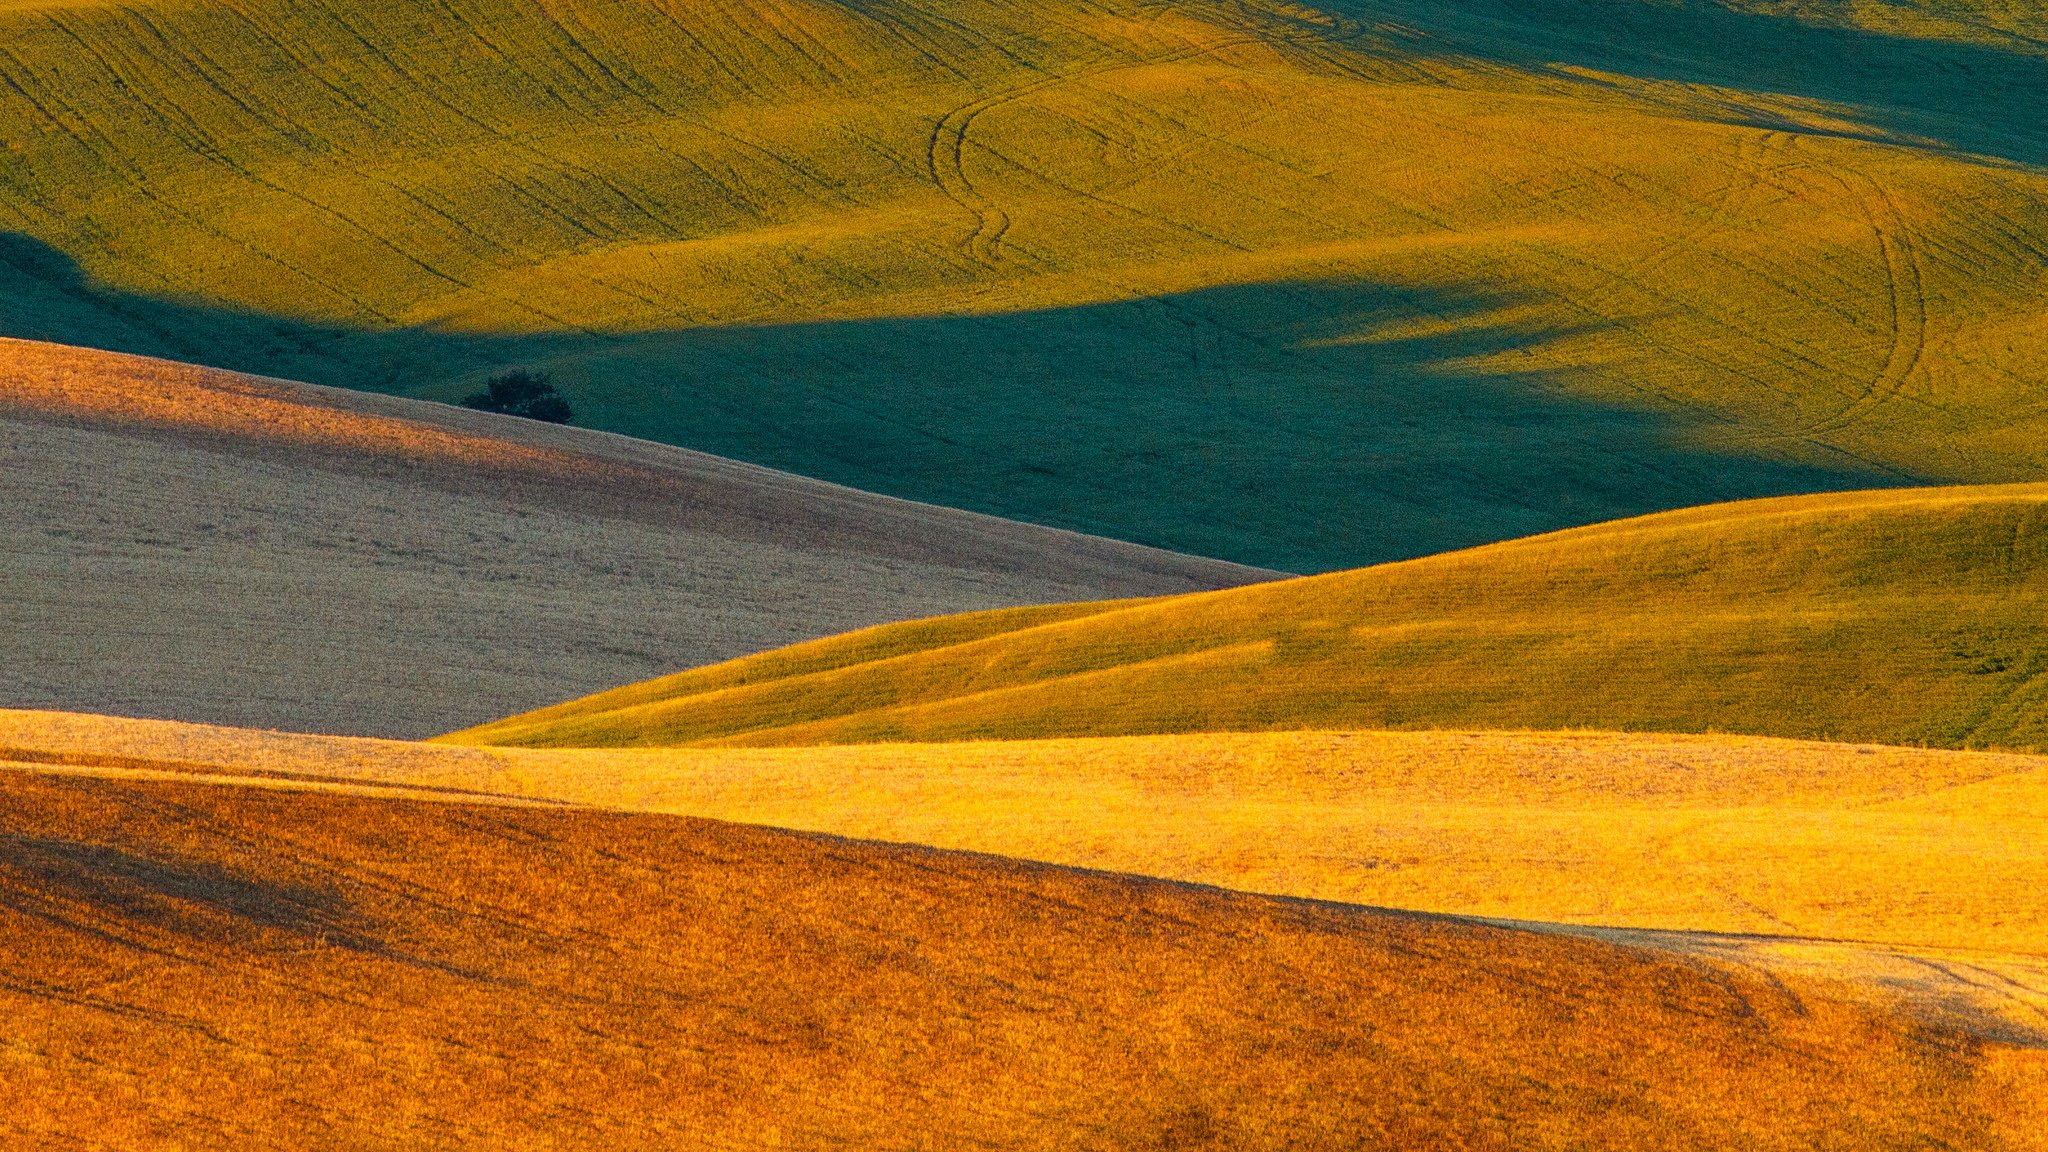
xmin=12 ymin=709 xmax=2048 ymax=1042
xmin=0 ymin=764 xmax=2042 ymax=1149
xmin=0 ymin=339 xmax=1264 ymax=736
xmin=450 ymin=481 xmax=2048 ymax=751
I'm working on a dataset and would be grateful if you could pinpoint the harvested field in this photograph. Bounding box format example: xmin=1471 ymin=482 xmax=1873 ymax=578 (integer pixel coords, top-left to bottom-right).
xmin=0 ymin=340 xmax=1270 ymax=736
xmin=3 ymin=0 xmax=2041 ymax=1141
xmin=10 ymin=710 xmax=2046 ymax=1044
xmin=0 ymin=763 xmax=2042 ymax=1149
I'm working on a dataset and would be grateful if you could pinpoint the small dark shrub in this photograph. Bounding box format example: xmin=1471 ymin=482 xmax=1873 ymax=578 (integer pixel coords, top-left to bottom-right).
xmin=462 ymin=370 xmax=574 ymax=424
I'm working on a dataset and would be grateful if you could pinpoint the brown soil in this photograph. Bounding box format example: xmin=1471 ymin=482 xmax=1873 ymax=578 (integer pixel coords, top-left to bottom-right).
xmin=0 ymin=338 xmax=1274 ymax=736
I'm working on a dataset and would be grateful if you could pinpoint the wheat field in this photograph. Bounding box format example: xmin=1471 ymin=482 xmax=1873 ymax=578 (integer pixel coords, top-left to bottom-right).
xmin=11 ymin=708 xmax=2048 ymax=1044
xmin=3 ymin=0 xmax=2045 ymax=1139
xmin=10 ymin=764 xmax=2043 ymax=1148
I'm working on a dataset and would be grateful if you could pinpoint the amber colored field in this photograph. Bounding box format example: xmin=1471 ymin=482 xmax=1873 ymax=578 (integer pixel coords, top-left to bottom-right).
xmin=11 ymin=708 xmax=2047 ymax=1042
xmin=2 ymin=762 xmax=2045 ymax=1149
xmin=452 ymin=481 xmax=2048 ymax=751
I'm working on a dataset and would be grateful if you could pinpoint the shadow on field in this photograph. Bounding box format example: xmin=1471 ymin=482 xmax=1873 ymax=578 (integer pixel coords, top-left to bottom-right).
xmin=1345 ymin=0 xmax=2048 ymax=166
xmin=0 ymin=831 xmax=367 ymax=952
xmin=0 ymin=231 xmax=530 ymax=394
xmin=0 ymin=232 xmax=1881 ymax=572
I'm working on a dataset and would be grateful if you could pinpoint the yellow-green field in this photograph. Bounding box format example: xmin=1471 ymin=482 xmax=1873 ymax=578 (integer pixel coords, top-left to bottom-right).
xmin=4 ymin=0 xmax=2046 ymax=567
xmin=450 ymin=481 xmax=2048 ymax=750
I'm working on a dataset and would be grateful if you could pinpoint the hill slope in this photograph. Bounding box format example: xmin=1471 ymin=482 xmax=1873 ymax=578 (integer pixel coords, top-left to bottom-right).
xmin=452 ymin=482 xmax=2048 ymax=749
xmin=3 ymin=0 xmax=2046 ymax=568
xmin=0 ymin=339 xmax=1267 ymax=736
xmin=15 ymin=710 xmax=2048 ymax=1039
xmin=2 ymin=762 xmax=2042 ymax=1148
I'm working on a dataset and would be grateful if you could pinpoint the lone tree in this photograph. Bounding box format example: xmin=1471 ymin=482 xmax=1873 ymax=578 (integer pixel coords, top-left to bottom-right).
xmin=462 ymin=369 xmax=574 ymax=424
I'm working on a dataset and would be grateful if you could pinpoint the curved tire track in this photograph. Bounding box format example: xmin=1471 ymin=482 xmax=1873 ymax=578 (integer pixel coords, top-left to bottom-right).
xmin=925 ymin=10 xmax=1369 ymax=268
xmin=1803 ymin=166 xmax=1930 ymax=439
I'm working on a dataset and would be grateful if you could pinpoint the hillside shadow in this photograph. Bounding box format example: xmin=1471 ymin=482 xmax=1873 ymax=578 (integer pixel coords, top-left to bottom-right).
xmin=1 ymin=231 xmax=1887 ymax=572
xmin=1324 ymin=0 xmax=2048 ymax=167
xmin=0 ymin=231 xmax=545 ymax=392
xmin=586 ymin=285 xmax=1885 ymax=572
xmin=0 ymin=832 xmax=369 ymax=953
xmin=0 ymin=825 xmax=496 ymax=979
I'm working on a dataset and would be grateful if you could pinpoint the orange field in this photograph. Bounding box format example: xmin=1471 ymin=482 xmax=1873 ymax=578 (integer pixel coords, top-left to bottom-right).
xmin=2 ymin=765 xmax=2043 ymax=1149
xmin=9 ymin=709 xmax=2048 ymax=1046
xmin=3 ymin=0 xmax=2044 ymax=1139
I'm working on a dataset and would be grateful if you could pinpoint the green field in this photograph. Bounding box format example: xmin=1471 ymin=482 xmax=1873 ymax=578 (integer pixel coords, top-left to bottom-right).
xmin=4 ymin=0 xmax=2047 ymax=569
xmin=449 ymin=482 xmax=2048 ymax=750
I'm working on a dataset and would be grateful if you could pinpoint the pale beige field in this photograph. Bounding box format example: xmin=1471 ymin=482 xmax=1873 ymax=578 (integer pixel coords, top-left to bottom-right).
xmin=10 ymin=709 xmax=2043 ymax=1044
xmin=0 ymin=339 xmax=1269 ymax=736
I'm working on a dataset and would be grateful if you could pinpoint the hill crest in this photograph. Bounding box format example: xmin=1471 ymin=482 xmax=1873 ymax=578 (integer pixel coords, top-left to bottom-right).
xmin=1 ymin=339 xmax=1271 ymax=736
xmin=448 ymin=480 xmax=2048 ymax=750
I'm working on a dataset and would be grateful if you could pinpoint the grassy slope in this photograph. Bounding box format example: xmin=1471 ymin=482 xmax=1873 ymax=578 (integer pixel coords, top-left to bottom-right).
xmin=2 ymin=764 xmax=2044 ymax=1148
xmin=3 ymin=0 xmax=2046 ymax=569
xmin=450 ymin=482 xmax=2048 ymax=750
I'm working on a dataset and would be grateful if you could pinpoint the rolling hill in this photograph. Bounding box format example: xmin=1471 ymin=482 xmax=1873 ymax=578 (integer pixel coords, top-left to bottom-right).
xmin=0 ymin=338 xmax=1267 ymax=736
xmin=5 ymin=0 xmax=2042 ymax=1141
xmin=3 ymin=0 xmax=2046 ymax=568
xmin=11 ymin=709 xmax=2047 ymax=1044
xmin=450 ymin=481 xmax=2048 ymax=750
xmin=1 ymin=757 xmax=2042 ymax=1148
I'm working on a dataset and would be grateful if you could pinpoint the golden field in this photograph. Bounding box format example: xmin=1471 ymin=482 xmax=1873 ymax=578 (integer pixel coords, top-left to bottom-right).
xmin=11 ymin=709 xmax=2047 ymax=1043
xmin=1 ymin=760 xmax=2044 ymax=1149
xmin=451 ymin=481 xmax=2048 ymax=750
